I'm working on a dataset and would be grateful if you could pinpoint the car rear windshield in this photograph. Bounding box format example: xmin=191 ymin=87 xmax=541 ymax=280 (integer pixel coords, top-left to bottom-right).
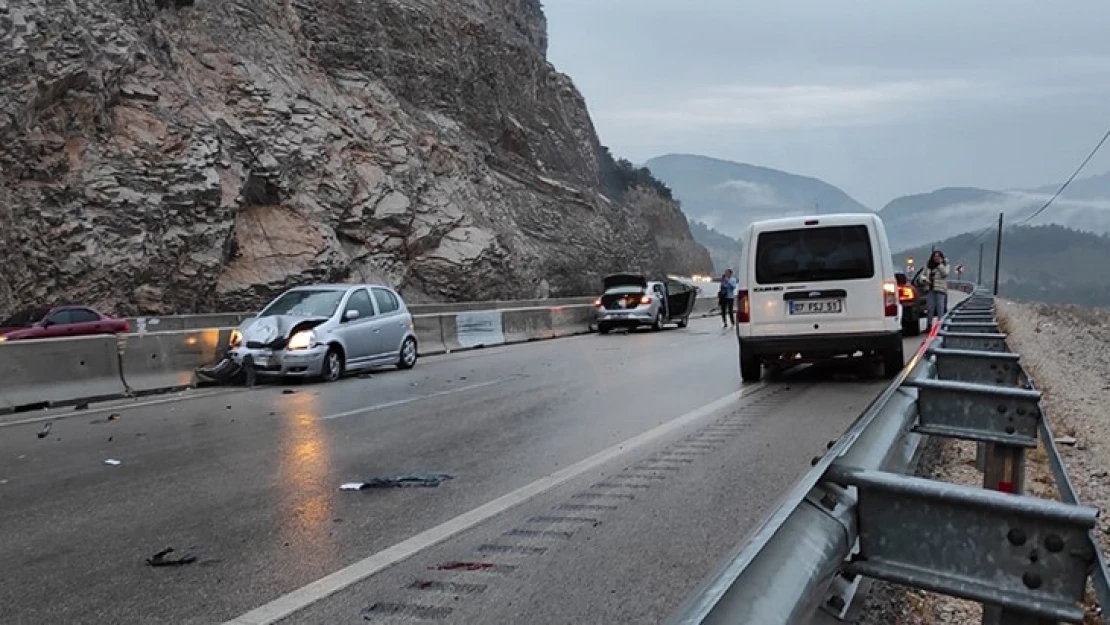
xmin=755 ymin=225 xmax=875 ymax=284
xmin=260 ymin=289 xmax=344 ymax=318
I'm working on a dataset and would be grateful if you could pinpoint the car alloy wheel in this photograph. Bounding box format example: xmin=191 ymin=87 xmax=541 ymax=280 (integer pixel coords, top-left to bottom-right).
xmin=399 ymin=337 xmax=418 ymax=369
xmin=322 ymin=348 xmax=342 ymax=382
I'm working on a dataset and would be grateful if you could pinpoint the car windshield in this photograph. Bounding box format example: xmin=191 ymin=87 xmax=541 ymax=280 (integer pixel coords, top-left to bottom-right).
xmin=755 ymin=225 xmax=875 ymax=284
xmin=259 ymin=289 xmax=344 ymax=319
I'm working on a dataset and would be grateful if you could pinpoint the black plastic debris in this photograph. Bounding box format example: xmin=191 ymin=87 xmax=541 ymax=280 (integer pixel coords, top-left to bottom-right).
xmin=340 ymin=473 xmax=455 ymax=491
xmin=282 ymin=389 xmax=295 ymax=395
xmin=74 ymin=402 xmax=89 ymax=411
xmin=195 ymin=353 xmax=243 ymax=386
xmin=37 ymin=423 xmax=52 ymax=439
xmin=146 ymin=547 xmax=197 ymax=567
xmin=432 ymin=561 xmax=496 ymax=571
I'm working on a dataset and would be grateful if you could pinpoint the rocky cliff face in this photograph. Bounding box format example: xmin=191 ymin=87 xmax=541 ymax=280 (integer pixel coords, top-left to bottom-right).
xmin=0 ymin=0 xmax=711 ymax=315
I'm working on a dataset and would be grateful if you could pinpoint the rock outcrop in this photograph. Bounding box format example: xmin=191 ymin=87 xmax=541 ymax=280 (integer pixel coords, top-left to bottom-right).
xmin=0 ymin=0 xmax=711 ymax=315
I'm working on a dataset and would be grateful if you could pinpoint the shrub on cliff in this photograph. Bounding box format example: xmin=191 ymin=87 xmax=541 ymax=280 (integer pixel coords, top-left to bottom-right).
xmin=598 ymin=145 xmax=674 ymax=202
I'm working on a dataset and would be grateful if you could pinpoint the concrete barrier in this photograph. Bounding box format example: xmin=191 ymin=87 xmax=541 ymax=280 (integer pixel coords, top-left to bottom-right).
xmin=3 ymin=297 xmax=701 ymax=411
xmin=412 ymin=315 xmax=448 ymax=356
xmin=0 ymin=334 xmax=128 ymax=412
xmin=501 ymin=307 xmax=556 ymax=344
xmin=120 ymin=329 xmax=226 ymax=393
xmin=444 ymin=311 xmax=505 ymax=351
xmin=120 ymin=292 xmax=716 ymax=336
xmin=550 ymin=305 xmax=594 ymax=337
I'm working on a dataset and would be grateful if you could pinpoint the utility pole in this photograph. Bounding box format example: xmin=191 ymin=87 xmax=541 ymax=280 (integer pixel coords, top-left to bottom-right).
xmin=992 ymin=212 xmax=1003 ymax=296
xmin=977 ymin=242 xmax=984 ymax=285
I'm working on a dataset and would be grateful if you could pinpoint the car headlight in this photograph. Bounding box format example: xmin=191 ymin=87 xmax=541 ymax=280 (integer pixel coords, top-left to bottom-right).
xmin=287 ymin=329 xmax=316 ymax=350
xmin=229 ymin=328 xmax=243 ymax=348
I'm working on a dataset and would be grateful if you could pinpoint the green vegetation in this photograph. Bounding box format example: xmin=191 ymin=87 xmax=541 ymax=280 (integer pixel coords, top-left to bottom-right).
xmin=895 ymin=224 xmax=1110 ymax=308
xmin=598 ymin=145 xmax=674 ymax=202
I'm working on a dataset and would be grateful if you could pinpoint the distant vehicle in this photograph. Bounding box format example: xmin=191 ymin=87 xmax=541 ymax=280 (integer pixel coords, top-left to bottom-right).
xmin=228 ymin=284 xmax=418 ymax=382
xmin=896 ymin=270 xmax=926 ymax=336
xmin=735 ymin=213 xmax=904 ymax=382
xmin=593 ymin=273 xmax=698 ymax=334
xmin=0 ymin=305 xmax=130 ymax=342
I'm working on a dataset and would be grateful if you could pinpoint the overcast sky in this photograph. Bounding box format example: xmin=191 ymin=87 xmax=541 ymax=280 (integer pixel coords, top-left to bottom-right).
xmin=544 ymin=0 xmax=1110 ymax=208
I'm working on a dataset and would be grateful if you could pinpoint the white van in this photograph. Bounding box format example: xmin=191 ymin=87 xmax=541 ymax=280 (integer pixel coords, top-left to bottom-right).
xmin=735 ymin=213 xmax=903 ymax=382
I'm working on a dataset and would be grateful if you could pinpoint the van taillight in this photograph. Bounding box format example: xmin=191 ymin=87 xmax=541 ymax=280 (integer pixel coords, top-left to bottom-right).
xmin=736 ymin=289 xmax=750 ymax=323
xmin=883 ymin=281 xmax=898 ymax=317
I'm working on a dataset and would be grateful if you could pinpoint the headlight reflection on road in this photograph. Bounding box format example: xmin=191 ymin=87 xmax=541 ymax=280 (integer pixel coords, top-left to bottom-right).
xmin=276 ymin=391 xmax=341 ymax=574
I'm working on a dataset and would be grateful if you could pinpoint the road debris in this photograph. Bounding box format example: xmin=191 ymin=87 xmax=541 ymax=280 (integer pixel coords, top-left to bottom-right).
xmin=74 ymin=402 xmax=89 ymax=411
xmin=146 ymin=547 xmax=197 ymax=567
xmin=37 ymin=423 xmax=52 ymax=439
xmin=340 ymin=473 xmax=455 ymax=490
xmin=104 ymin=459 xmax=122 ymax=466
xmin=432 ymin=561 xmax=497 ymax=571
xmin=282 ymin=389 xmax=295 ymax=395
xmin=195 ymin=354 xmax=243 ymax=386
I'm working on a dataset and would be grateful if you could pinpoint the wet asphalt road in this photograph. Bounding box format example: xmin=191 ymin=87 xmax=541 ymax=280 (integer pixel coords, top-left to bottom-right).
xmin=0 ymin=316 xmax=933 ymax=625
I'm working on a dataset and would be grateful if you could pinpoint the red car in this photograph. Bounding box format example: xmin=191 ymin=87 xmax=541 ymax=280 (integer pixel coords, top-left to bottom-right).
xmin=0 ymin=305 xmax=130 ymax=342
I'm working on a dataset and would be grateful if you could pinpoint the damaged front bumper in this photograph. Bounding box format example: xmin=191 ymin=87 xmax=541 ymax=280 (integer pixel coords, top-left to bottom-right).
xmin=229 ymin=344 xmax=329 ymax=377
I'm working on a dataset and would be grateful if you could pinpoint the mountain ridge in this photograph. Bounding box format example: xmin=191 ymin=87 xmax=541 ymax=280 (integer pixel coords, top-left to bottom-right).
xmin=643 ymin=153 xmax=871 ymax=239
xmin=894 ymin=224 xmax=1110 ymax=308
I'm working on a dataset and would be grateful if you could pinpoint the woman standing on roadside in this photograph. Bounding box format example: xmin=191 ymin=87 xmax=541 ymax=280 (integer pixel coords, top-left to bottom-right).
xmin=925 ymin=250 xmax=949 ymax=329
xmin=718 ymin=269 xmax=738 ymax=328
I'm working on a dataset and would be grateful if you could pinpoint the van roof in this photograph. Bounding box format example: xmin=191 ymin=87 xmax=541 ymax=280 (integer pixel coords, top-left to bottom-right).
xmin=748 ymin=212 xmax=881 ymax=230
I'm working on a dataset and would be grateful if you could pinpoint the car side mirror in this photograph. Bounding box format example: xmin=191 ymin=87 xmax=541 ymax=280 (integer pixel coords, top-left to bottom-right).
xmin=40 ymin=319 xmax=54 ymax=328
xmin=895 ymin=273 xmax=908 ymax=286
xmin=344 ymin=309 xmax=359 ymax=321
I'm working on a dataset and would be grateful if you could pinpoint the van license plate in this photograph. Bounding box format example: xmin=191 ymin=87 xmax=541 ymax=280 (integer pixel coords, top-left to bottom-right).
xmin=790 ymin=299 xmax=844 ymax=315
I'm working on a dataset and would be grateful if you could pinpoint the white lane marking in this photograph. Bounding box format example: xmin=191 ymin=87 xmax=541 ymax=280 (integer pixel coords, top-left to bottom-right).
xmin=222 ymin=383 xmax=767 ymax=625
xmin=320 ymin=378 xmax=513 ymax=420
xmin=0 ymin=389 xmax=237 ymax=429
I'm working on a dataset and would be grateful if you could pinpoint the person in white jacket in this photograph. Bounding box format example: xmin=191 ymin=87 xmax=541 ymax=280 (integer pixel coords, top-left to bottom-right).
xmin=924 ymin=250 xmax=949 ymax=329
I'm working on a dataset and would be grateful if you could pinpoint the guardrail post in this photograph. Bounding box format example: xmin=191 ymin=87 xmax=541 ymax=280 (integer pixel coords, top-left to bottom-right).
xmin=981 ymin=441 xmax=1057 ymax=625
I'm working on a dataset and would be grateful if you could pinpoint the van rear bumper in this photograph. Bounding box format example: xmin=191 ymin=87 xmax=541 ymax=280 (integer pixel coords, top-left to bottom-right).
xmin=739 ymin=330 xmax=902 ymax=358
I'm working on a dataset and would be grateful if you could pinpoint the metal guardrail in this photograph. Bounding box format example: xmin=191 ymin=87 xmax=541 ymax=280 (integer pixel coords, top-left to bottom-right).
xmin=668 ymin=285 xmax=1109 ymax=625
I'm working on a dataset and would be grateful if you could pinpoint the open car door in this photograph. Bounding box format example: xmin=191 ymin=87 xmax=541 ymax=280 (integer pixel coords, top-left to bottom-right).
xmin=663 ymin=279 xmax=697 ymax=320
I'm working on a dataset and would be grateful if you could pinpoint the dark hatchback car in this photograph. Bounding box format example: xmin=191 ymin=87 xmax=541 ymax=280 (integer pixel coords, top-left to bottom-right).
xmin=0 ymin=305 xmax=130 ymax=342
xmin=895 ymin=271 xmax=926 ymax=336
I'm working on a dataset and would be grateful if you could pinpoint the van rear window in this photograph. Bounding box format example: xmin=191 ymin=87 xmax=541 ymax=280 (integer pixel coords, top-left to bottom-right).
xmin=755 ymin=225 xmax=875 ymax=284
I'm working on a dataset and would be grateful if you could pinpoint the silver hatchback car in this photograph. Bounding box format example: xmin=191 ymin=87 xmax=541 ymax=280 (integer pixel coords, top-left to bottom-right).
xmin=228 ymin=284 xmax=418 ymax=382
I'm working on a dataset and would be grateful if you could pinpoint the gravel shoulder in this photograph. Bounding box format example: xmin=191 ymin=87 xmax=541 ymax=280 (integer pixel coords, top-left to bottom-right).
xmin=857 ymin=299 xmax=1110 ymax=624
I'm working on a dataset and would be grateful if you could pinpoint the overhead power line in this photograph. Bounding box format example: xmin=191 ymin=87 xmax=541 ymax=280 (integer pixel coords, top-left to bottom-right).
xmin=1019 ymin=124 xmax=1110 ymax=225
